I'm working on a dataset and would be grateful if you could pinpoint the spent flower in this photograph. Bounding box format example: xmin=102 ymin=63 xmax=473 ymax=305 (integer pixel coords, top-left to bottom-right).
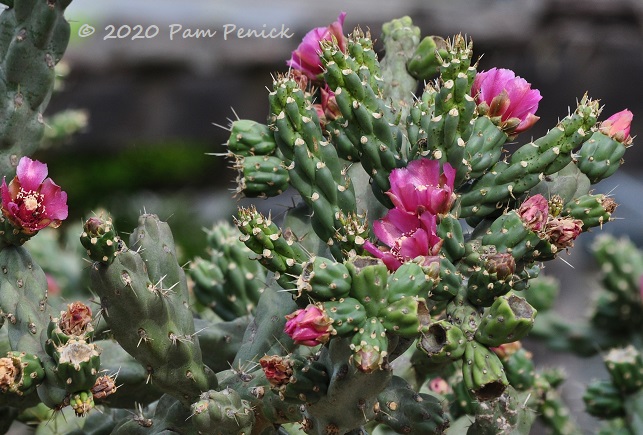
xmin=545 ymin=217 xmax=583 ymax=250
xmin=1 ymin=156 xmax=68 ymax=234
xmin=518 ymin=194 xmax=549 ymax=232
xmin=259 ymin=355 xmax=293 ymax=388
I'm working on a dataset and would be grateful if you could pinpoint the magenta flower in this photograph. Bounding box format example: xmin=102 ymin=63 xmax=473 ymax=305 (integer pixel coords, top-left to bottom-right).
xmin=472 ymin=68 xmax=542 ymax=135
xmin=1 ymin=157 xmax=68 ymax=234
xmin=387 ymin=159 xmax=456 ymax=217
xmin=287 ymin=12 xmax=347 ymax=80
xmin=600 ymin=109 xmax=633 ymax=143
xmin=364 ymin=208 xmax=443 ymax=271
xmin=517 ymin=194 xmax=549 ymax=232
xmin=284 ymin=304 xmax=332 ymax=347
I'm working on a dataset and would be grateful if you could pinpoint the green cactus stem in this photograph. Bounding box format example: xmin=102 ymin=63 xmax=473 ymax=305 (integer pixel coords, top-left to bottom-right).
xmin=374 ymin=375 xmax=449 ymax=434
xmin=0 ymin=244 xmax=67 ymax=408
xmin=226 ymin=119 xmax=277 ymax=158
xmin=379 ymin=16 xmax=420 ymax=131
xmin=232 ymin=154 xmax=290 ymax=199
xmin=604 ymin=346 xmax=643 ymax=395
xmin=562 ymin=193 xmax=617 ymax=230
xmin=407 ymin=35 xmax=448 ymax=81
xmin=0 ymin=0 xmax=73 ymax=177
xmin=462 ymin=341 xmax=509 ymax=401
xmin=576 ymin=129 xmax=631 ymax=183
xmin=190 ymin=388 xmax=256 ymax=435
xmin=190 ymin=221 xmax=265 ymax=321
xmin=320 ymin=31 xmax=405 ymax=206
xmin=86 ymin=214 xmax=217 ymax=408
xmin=268 ymin=73 xmax=357 ymax=258
xmin=296 ymin=256 xmax=352 ymax=301
xmin=80 ymin=216 xmax=121 ymax=265
xmin=458 ymin=95 xmax=600 ymax=220
xmin=584 ymin=379 xmax=626 ymax=419
xmin=235 ymin=205 xmax=309 ymax=291
xmin=475 ymin=293 xmax=537 ymax=347
xmin=416 ymin=319 xmax=466 ymax=363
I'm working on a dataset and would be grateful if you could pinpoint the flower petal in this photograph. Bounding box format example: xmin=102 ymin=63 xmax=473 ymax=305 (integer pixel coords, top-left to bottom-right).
xmin=16 ymin=157 xmax=48 ymax=191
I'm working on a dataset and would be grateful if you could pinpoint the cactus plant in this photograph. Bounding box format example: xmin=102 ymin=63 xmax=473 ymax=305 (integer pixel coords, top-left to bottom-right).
xmin=0 ymin=3 xmax=639 ymax=435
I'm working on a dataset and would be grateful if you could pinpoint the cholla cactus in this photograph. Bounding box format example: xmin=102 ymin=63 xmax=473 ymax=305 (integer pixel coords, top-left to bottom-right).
xmin=0 ymin=3 xmax=639 ymax=435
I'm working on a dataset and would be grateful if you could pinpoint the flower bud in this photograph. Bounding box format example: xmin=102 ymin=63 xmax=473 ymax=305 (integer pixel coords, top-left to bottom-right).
xmin=284 ymin=304 xmax=332 ymax=346
xmin=600 ymin=109 xmax=633 ymax=143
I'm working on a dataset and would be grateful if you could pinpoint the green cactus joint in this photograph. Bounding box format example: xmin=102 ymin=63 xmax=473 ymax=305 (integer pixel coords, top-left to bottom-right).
xmin=604 ymin=346 xmax=643 ymax=394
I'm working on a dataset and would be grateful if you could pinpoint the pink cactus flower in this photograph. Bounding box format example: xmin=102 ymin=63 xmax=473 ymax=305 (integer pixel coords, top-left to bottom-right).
xmin=517 ymin=194 xmax=549 ymax=232
xmin=428 ymin=377 xmax=450 ymax=395
xmin=545 ymin=217 xmax=583 ymax=250
xmin=284 ymin=304 xmax=332 ymax=347
xmin=364 ymin=208 xmax=442 ymax=271
xmin=287 ymin=12 xmax=347 ymax=80
xmin=600 ymin=109 xmax=633 ymax=143
xmin=1 ymin=157 xmax=68 ymax=234
xmin=387 ymin=159 xmax=456 ymax=217
xmin=472 ymin=68 xmax=542 ymax=135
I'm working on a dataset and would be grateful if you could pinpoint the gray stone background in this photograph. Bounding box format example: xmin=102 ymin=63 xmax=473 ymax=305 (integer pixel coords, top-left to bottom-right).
xmin=34 ymin=0 xmax=643 ymax=432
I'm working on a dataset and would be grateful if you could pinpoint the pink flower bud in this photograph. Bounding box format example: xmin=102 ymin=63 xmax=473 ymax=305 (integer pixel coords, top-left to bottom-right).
xmin=284 ymin=304 xmax=332 ymax=346
xmin=1 ymin=157 xmax=68 ymax=234
xmin=600 ymin=109 xmax=633 ymax=143
xmin=286 ymin=12 xmax=347 ymax=80
xmin=545 ymin=217 xmax=583 ymax=250
xmin=517 ymin=194 xmax=549 ymax=232
xmin=472 ymin=68 xmax=542 ymax=136
xmin=386 ymin=159 xmax=456 ymax=217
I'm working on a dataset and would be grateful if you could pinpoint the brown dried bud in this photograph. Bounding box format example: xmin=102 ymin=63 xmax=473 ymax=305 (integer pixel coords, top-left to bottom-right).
xmin=59 ymin=302 xmax=93 ymax=337
xmin=91 ymin=375 xmax=117 ymax=400
xmin=485 ymin=252 xmax=516 ymax=280
xmin=259 ymin=355 xmax=293 ymax=388
xmin=545 ymin=217 xmax=583 ymax=249
xmin=0 ymin=357 xmax=19 ymax=393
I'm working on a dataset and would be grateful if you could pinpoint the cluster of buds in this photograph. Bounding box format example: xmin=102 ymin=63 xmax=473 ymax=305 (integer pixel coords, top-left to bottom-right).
xmin=517 ymin=194 xmax=584 ymax=251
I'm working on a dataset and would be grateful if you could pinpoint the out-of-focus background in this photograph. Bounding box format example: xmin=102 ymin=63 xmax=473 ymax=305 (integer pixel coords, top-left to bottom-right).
xmin=25 ymin=0 xmax=643 ymax=432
